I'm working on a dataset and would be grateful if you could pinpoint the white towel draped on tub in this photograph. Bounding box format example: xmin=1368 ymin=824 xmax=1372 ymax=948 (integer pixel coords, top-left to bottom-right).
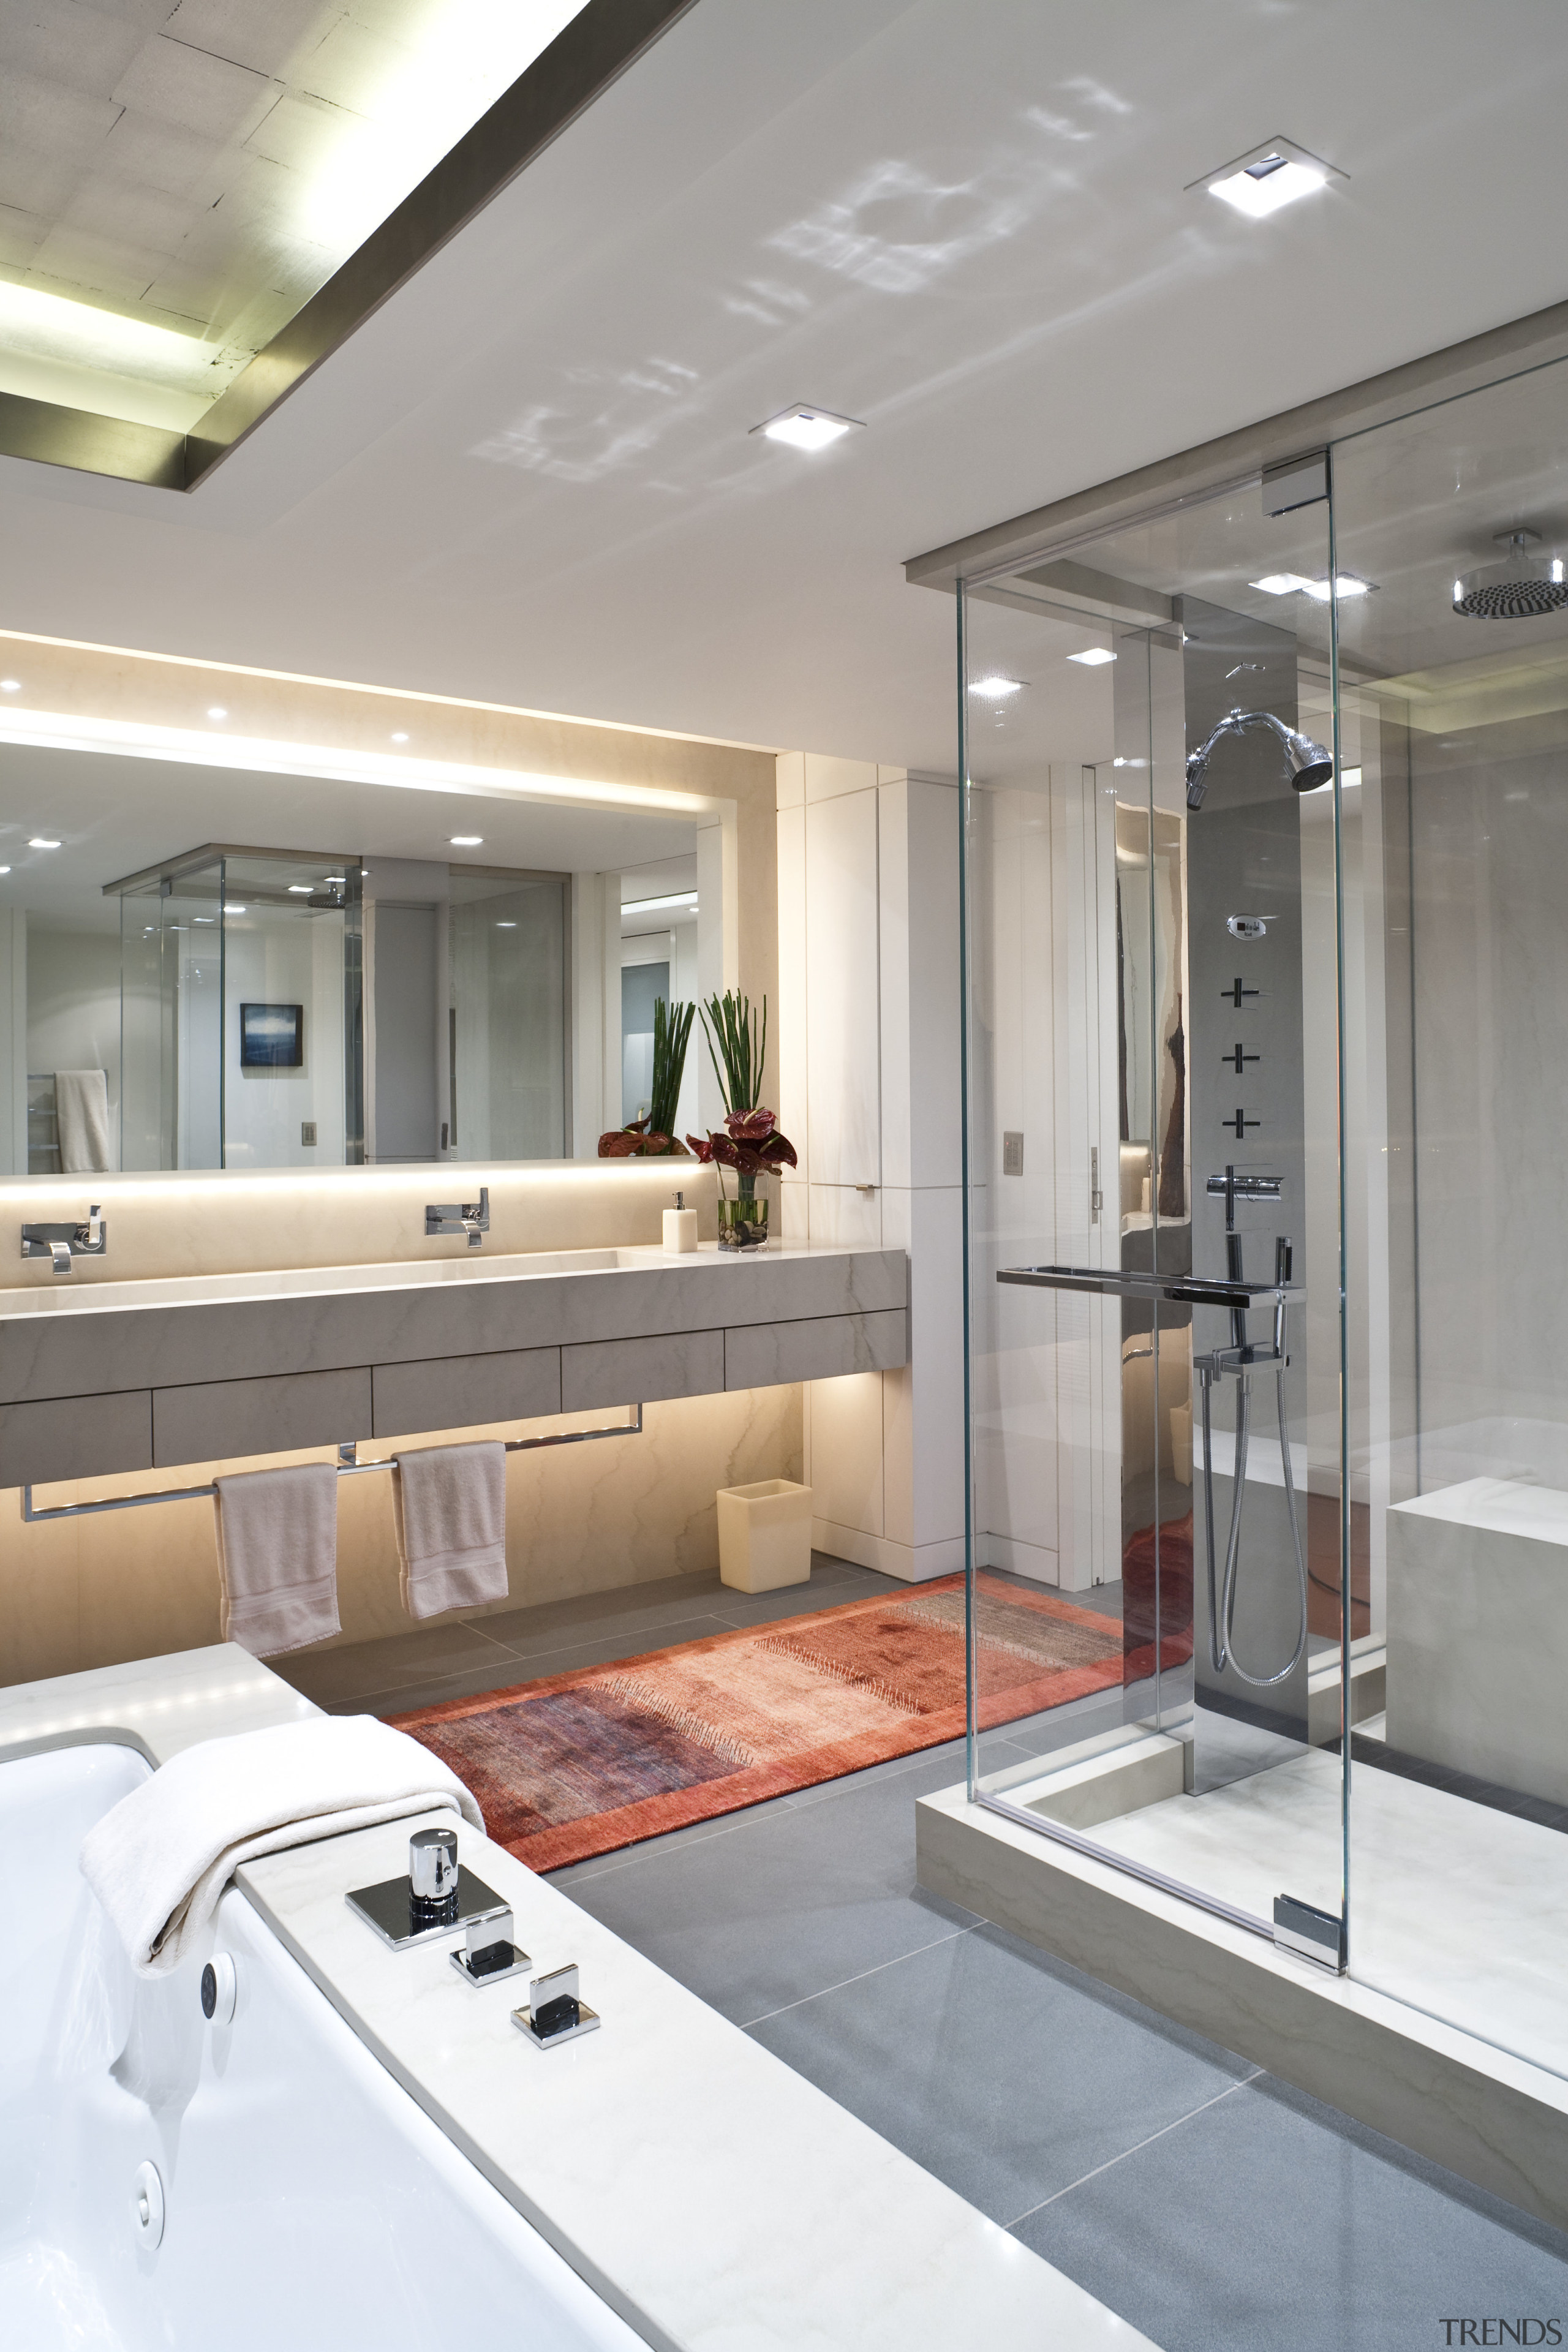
xmin=55 ymin=1068 xmax=111 ymax=1173
xmin=80 ymin=1715 xmax=484 ymax=1975
xmin=393 ymin=1440 xmax=508 ymax=1620
xmin=214 ymin=1462 xmax=341 ymax=1657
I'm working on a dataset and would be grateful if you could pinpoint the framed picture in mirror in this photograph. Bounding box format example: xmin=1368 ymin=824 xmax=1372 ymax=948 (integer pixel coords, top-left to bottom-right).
xmin=240 ymin=1003 xmax=304 ymax=1068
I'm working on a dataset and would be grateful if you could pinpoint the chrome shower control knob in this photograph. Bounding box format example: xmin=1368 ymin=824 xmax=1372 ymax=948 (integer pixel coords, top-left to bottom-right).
xmin=200 ymin=1953 xmax=236 ymax=2024
xmin=409 ymin=1825 xmax=459 ymax=1914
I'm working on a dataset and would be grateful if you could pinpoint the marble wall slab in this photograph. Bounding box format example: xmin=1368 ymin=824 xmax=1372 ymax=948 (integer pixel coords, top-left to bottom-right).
xmin=0 ymin=1161 xmax=721 ymax=1289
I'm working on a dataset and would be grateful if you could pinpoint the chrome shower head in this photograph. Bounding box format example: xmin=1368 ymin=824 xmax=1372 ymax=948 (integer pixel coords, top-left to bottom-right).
xmin=1185 ymin=707 xmax=1334 ymax=810
xmin=1453 ymin=530 xmax=1568 ymax=620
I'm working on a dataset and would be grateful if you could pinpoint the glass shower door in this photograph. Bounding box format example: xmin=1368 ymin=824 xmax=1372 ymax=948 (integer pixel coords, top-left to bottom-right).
xmin=1334 ymin=356 xmax=1568 ymax=2077
xmin=960 ymin=468 xmax=1350 ymax=1957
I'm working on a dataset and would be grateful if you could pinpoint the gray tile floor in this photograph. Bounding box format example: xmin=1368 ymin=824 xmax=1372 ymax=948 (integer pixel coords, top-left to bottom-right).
xmin=278 ymin=1556 xmax=1568 ymax=2347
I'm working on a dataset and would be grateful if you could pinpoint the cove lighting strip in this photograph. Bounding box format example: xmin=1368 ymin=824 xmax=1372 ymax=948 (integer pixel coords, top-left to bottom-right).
xmin=0 ymin=705 xmax=714 ymax=818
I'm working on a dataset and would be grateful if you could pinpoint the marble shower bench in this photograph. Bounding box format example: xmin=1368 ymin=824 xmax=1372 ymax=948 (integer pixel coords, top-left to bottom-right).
xmin=0 ymin=1242 xmax=908 ymax=1487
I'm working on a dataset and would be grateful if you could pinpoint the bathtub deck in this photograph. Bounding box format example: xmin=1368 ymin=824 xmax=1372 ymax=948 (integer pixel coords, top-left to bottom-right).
xmin=0 ymin=1643 xmax=1152 ymax=2352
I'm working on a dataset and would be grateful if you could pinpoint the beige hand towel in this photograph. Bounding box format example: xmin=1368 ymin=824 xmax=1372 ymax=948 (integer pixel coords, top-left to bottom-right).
xmin=56 ymin=1068 xmax=111 ymax=1172
xmin=214 ymin=1462 xmax=340 ymax=1657
xmin=79 ymin=1714 xmax=484 ymax=1975
xmin=393 ymin=1440 xmax=508 ymax=1620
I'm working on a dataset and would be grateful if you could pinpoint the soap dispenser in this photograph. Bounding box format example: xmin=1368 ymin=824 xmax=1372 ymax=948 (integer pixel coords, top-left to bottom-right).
xmin=663 ymin=1189 xmax=698 ymax=1253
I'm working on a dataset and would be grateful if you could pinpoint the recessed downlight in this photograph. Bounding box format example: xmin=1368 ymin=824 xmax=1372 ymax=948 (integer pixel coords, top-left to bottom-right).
xmin=0 ymin=679 xmax=19 ymax=692
xmin=224 ymin=902 xmax=246 ymax=914
xmin=1195 ymin=138 xmax=1341 ymax=219
xmin=288 ymin=884 xmax=312 ymax=893
xmin=0 ymin=866 xmax=12 ymax=875
xmin=1302 ymin=574 xmax=1374 ymax=601
xmin=967 ymin=675 xmax=1025 ymax=701
xmin=28 ymin=836 xmax=60 ymax=849
xmin=391 ymin=731 xmax=409 ymax=743
xmin=207 ymin=706 xmax=228 ymax=720
xmin=450 ymin=835 xmax=483 ymax=847
xmin=751 ymin=402 xmax=864 ymax=452
xmin=1068 ymin=647 xmax=1117 ymax=666
xmin=496 ymin=921 xmax=518 ymax=929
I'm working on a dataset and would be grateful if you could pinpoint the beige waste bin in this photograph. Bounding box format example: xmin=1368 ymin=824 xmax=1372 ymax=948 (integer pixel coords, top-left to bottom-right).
xmin=717 ymin=1478 xmax=813 ymax=1593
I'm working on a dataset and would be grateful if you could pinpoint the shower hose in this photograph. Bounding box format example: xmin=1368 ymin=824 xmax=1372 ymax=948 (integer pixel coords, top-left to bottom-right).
xmin=1198 ymin=1363 xmax=1309 ymax=1688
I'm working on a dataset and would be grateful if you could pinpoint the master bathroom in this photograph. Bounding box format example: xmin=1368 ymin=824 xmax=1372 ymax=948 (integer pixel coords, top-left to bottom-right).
xmin=4 ymin=6 xmax=1568 ymax=2347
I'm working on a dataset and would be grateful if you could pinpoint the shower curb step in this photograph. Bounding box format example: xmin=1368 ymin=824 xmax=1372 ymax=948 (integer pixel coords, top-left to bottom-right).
xmin=916 ymin=1777 xmax=1568 ymax=2232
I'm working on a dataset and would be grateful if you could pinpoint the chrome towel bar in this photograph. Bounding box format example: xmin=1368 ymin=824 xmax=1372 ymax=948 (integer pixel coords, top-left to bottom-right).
xmin=997 ymin=1264 xmax=1305 ymax=1310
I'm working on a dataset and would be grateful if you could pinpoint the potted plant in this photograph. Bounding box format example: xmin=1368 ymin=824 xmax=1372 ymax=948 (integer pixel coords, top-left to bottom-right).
xmin=597 ymin=997 xmax=695 ymax=1156
xmin=686 ymin=990 xmax=796 ymax=1248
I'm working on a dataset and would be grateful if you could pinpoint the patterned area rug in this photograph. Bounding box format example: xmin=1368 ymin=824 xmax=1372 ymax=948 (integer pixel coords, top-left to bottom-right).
xmin=393 ymin=1572 xmax=1124 ymax=1871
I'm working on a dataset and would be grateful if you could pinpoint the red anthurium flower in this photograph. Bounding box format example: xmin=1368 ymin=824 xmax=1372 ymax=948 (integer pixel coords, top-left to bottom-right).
xmin=685 ymin=1106 xmax=797 ymax=1174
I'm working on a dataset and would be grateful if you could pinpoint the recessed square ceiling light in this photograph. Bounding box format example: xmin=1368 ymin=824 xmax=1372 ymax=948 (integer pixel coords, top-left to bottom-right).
xmin=751 ymin=403 xmax=864 ymax=453
xmin=1068 ymin=647 xmax=1117 ymax=666
xmin=288 ymin=884 xmax=312 ymax=893
xmin=1194 ymin=137 xmax=1341 ymax=220
xmin=224 ymin=903 xmax=246 ymax=914
xmin=1250 ymin=573 xmax=1318 ymax=595
xmin=1302 ymin=574 xmax=1374 ymax=601
xmin=450 ymin=835 xmax=483 ymax=847
xmin=28 ymin=836 xmax=60 ymax=848
xmin=967 ymin=674 xmax=1025 ymax=700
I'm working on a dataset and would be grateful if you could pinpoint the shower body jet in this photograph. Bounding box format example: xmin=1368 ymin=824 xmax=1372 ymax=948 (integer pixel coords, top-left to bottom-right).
xmin=1185 ymin=708 xmax=1333 ymax=810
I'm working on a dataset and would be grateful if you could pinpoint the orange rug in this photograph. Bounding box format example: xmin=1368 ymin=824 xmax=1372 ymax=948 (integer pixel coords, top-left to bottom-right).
xmin=392 ymin=1572 xmax=1124 ymax=1871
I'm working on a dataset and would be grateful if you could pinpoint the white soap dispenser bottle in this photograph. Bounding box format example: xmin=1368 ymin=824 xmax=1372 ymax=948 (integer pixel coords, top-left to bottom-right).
xmin=663 ymin=1189 xmax=698 ymax=1253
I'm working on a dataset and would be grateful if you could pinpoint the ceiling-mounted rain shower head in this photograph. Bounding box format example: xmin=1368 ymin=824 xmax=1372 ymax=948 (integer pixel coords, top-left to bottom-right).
xmin=1185 ymin=707 xmax=1334 ymax=810
xmin=1453 ymin=530 xmax=1568 ymax=620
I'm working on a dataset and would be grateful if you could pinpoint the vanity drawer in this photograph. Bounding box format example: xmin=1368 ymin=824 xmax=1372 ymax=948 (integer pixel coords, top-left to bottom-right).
xmin=372 ymin=1346 xmax=561 ymax=1439
xmin=152 ymin=1369 xmax=372 ymax=1469
xmin=724 ymin=1308 xmax=908 ymax=1390
xmin=561 ymin=1329 xmax=724 ymax=1411
xmin=0 ymin=1389 xmax=153 ymax=1487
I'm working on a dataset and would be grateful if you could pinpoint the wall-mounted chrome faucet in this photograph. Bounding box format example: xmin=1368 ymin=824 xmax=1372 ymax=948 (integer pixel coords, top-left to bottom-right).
xmin=424 ymin=1186 xmax=489 ymax=1246
xmin=21 ymin=1204 xmax=105 ymax=1275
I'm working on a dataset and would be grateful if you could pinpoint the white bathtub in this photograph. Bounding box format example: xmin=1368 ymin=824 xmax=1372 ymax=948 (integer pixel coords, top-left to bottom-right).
xmin=0 ymin=1741 xmax=643 ymax=2352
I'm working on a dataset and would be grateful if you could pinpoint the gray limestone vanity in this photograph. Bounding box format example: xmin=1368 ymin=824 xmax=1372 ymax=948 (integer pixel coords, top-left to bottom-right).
xmin=0 ymin=1242 xmax=908 ymax=1486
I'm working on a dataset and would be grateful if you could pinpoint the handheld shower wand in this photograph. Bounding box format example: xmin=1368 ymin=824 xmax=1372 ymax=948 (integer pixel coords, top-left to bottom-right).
xmin=1196 ymin=1169 xmax=1309 ymax=1689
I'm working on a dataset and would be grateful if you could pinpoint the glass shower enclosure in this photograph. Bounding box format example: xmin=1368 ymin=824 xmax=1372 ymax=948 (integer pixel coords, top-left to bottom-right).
xmin=960 ymin=349 xmax=1568 ymax=2076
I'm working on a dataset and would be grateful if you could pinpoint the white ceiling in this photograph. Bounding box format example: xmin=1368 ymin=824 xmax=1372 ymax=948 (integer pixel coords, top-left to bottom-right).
xmin=0 ymin=0 xmax=578 ymax=424
xmin=2 ymin=0 xmax=1567 ymax=777
xmin=0 ymin=739 xmax=698 ymax=930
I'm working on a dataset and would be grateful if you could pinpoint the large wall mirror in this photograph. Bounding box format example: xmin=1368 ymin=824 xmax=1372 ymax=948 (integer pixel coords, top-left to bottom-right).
xmin=1 ymin=738 xmax=718 ymax=1174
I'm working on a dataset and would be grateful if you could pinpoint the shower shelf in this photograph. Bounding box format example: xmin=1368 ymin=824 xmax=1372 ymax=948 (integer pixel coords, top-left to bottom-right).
xmin=997 ymin=1264 xmax=1305 ymax=1310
